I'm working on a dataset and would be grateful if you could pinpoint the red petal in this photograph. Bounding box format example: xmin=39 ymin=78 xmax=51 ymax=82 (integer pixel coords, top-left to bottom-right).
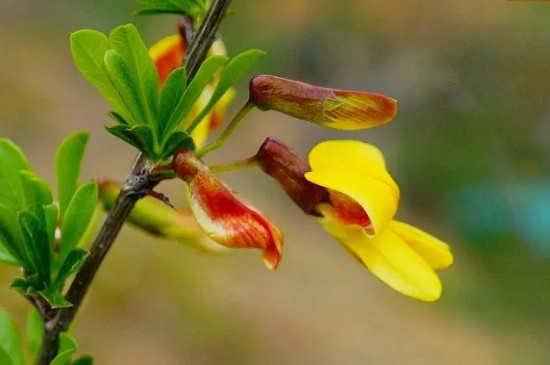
xmin=190 ymin=171 xmax=283 ymax=269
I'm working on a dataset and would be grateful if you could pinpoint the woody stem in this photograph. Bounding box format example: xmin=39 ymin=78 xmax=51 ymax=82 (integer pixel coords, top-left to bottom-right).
xmin=35 ymin=1 xmax=233 ymax=364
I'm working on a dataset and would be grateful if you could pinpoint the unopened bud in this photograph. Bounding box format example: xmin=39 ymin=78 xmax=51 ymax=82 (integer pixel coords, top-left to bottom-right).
xmin=256 ymin=138 xmax=327 ymax=214
xmin=98 ymin=180 xmax=216 ymax=251
xmin=249 ymin=75 xmax=397 ymax=131
xmin=172 ymin=149 xmax=205 ymax=182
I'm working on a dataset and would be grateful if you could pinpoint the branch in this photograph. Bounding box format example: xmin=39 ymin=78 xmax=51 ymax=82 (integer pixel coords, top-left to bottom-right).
xmin=35 ymin=1 xmax=233 ymax=363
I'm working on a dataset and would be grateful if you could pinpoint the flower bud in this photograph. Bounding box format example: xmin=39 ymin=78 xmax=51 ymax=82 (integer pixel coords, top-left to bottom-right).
xmin=98 ymin=179 xmax=217 ymax=251
xmin=249 ymin=75 xmax=397 ymax=130
xmin=255 ymin=138 xmax=327 ymax=214
xmin=172 ymin=150 xmax=284 ymax=269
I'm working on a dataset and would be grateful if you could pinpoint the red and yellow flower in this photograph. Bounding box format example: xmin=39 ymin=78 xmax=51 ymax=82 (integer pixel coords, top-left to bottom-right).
xmin=249 ymin=75 xmax=397 ymax=130
xmin=256 ymin=139 xmax=453 ymax=301
xmin=173 ymin=149 xmax=283 ymax=270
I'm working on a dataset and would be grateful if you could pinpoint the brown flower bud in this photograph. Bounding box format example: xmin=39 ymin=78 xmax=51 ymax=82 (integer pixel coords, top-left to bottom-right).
xmin=256 ymin=137 xmax=327 ymax=214
xmin=249 ymin=75 xmax=397 ymax=130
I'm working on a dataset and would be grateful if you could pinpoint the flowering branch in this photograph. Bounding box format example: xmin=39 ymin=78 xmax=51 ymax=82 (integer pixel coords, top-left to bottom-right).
xmin=35 ymin=1 xmax=233 ymax=363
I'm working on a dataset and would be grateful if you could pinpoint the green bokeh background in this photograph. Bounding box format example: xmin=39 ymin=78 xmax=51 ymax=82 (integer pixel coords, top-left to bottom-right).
xmin=1 ymin=0 xmax=550 ymax=364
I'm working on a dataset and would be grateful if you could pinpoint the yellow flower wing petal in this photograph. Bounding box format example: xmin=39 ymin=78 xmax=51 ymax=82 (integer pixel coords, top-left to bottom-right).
xmin=391 ymin=221 xmax=454 ymax=270
xmin=310 ymin=140 xmax=386 ymax=169
xmin=308 ymin=140 xmax=398 ymax=193
xmin=318 ymin=217 xmax=442 ymax=302
xmin=305 ymin=171 xmax=398 ymax=235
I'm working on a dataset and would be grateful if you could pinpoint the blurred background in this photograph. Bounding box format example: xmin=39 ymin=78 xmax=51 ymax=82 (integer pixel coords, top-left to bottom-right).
xmin=1 ymin=0 xmax=550 ymax=364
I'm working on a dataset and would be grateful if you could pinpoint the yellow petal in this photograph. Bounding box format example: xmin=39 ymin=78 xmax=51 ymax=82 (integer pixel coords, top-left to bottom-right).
xmin=305 ymin=171 xmax=398 ymax=235
xmin=391 ymin=221 xmax=454 ymax=270
xmin=318 ymin=216 xmax=442 ymax=302
xmin=308 ymin=140 xmax=398 ymax=193
xmin=188 ymin=86 xmax=214 ymax=149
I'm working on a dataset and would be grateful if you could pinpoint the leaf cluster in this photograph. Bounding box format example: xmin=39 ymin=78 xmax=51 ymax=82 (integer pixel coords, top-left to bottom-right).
xmin=0 ymin=308 xmax=90 ymax=365
xmin=0 ymin=133 xmax=98 ymax=308
xmin=70 ymin=24 xmax=264 ymax=161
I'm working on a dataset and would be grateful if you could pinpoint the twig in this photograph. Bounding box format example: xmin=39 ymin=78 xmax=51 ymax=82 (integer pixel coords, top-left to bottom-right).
xmin=35 ymin=1 xmax=233 ymax=363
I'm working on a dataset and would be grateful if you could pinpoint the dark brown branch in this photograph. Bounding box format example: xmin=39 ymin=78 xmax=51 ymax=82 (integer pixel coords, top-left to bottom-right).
xmin=184 ymin=0 xmax=232 ymax=79
xmin=35 ymin=1 xmax=233 ymax=363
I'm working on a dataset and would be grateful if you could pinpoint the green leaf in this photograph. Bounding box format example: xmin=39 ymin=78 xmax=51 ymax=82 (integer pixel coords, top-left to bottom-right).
xmin=0 ymin=139 xmax=31 ymax=211
xmin=0 ymin=235 xmax=19 ymax=265
xmin=188 ymin=49 xmax=265 ymax=133
xmin=49 ymin=333 xmax=77 ymax=365
xmin=0 ymin=308 xmax=25 ymax=365
xmin=53 ymin=249 xmax=88 ymax=290
xmin=20 ymin=171 xmax=52 ymax=222
xmin=131 ymin=125 xmax=157 ymax=159
xmin=56 ymin=132 xmax=90 ymax=220
xmin=104 ymin=49 xmax=147 ymax=127
xmin=134 ymin=8 xmax=187 ymax=16
xmin=159 ymin=67 xmax=187 ymax=137
xmin=161 ymin=132 xmax=195 ymax=159
xmin=60 ymin=182 xmax=98 ymax=260
xmin=107 ymin=111 xmax=129 ymax=125
xmin=10 ymin=275 xmax=41 ymax=296
xmin=70 ymin=30 xmax=131 ymax=123
xmin=164 ymin=55 xmax=228 ymax=140
xmin=109 ymin=24 xmax=159 ymax=129
xmin=26 ymin=309 xmax=43 ymax=364
xmin=0 ymin=347 xmax=14 ymax=365
xmin=18 ymin=211 xmax=50 ymax=284
xmin=134 ymin=0 xmax=181 ymax=10
xmin=72 ymin=356 xmax=93 ymax=365
xmin=44 ymin=204 xmax=58 ymax=252
xmin=40 ymin=291 xmax=71 ymax=309
xmin=0 ymin=204 xmax=25 ymax=265
xmin=104 ymin=125 xmax=144 ymax=151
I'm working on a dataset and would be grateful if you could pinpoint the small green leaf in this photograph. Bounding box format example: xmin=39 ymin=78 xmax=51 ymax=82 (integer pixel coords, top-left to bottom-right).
xmin=0 ymin=308 xmax=25 ymax=365
xmin=0 ymin=235 xmax=19 ymax=265
xmin=53 ymin=249 xmax=88 ymax=290
xmin=104 ymin=49 xmax=146 ymax=127
xmin=0 ymin=139 xmax=31 ymax=212
xmin=40 ymin=291 xmax=72 ymax=309
xmin=60 ymin=182 xmax=98 ymax=260
xmin=109 ymin=24 xmax=159 ymax=129
xmin=159 ymin=67 xmax=187 ymax=137
xmin=56 ymin=132 xmax=90 ymax=220
xmin=131 ymin=125 xmax=157 ymax=159
xmin=107 ymin=111 xmax=129 ymax=125
xmin=134 ymin=0 xmax=181 ymax=10
xmin=161 ymin=132 xmax=195 ymax=159
xmin=164 ymin=55 xmax=228 ymax=140
xmin=26 ymin=309 xmax=43 ymax=364
xmin=70 ymin=30 xmax=131 ymax=123
xmin=104 ymin=125 xmax=144 ymax=152
xmin=0 ymin=347 xmax=14 ymax=365
xmin=189 ymin=49 xmax=265 ymax=133
xmin=19 ymin=171 xmax=53 ymax=225
xmin=0 ymin=204 xmax=25 ymax=265
xmin=18 ymin=211 xmax=50 ymax=285
xmin=10 ymin=276 xmax=41 ymax=296
xmin=134 ymin=8 xmax=187 ymax=16
xmin=49 ymin=333 xmax=77 ymax=365
xmin=44 ymin=204 xmax=58 ymax=252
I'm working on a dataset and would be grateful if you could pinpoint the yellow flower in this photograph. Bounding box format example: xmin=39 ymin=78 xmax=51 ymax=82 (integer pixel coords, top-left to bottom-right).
xmin=305 ymin=140 xmax=453 ymax=301
xmin=149 ymin=34 xmax=235 ymax=148
xmin=255 ymin=138 xmax=452 ymax=301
